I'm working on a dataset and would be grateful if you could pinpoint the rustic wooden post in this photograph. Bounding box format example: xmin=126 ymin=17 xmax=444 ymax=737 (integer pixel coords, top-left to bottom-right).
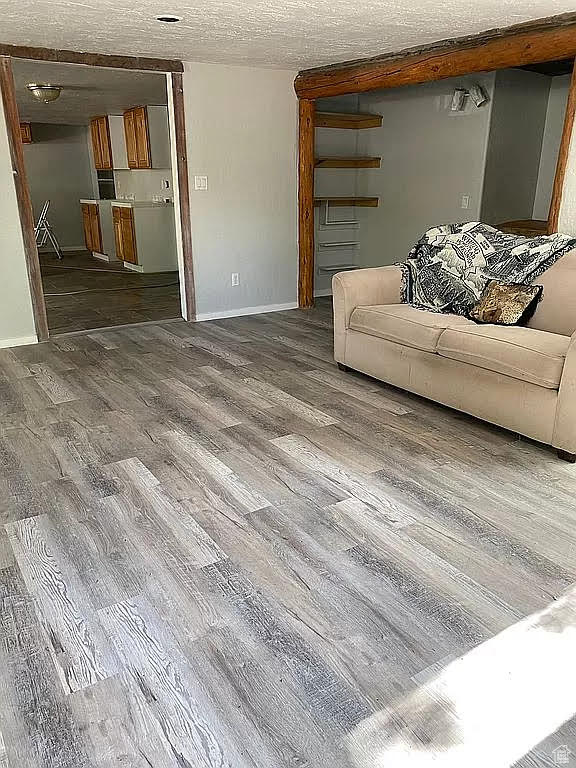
xmin=298 ymin=98 xmax=315 ymax=308
xmin=548 ymin=61 xmax=576 ymax=233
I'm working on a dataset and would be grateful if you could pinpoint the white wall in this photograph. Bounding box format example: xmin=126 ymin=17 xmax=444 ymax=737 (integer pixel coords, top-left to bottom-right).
xmin=0 ymin=96 xmax=37 ymax=347
xmin=533 ymin=74 xmax=571 ymax=221
xmin=23 ymin=123 xmax=94 ymax=249
xmin=182 ymin=62 xmax=298 ymax=319
xmin=355 ymin=73 xmax=495 ymax=267
xmin=481 ymin=69 xmax=549 ymax=226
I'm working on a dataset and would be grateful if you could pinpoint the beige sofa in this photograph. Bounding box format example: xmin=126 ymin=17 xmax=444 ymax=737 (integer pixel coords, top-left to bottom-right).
xmin=333 ymin=250 xmax=576 ymax=461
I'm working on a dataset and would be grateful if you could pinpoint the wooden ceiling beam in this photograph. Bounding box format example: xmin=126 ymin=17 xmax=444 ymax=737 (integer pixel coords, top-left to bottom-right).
xmin=0 ymin=42 xmax=183 ymax=73
xmin=294 ymin=12 xmax=576 ymax=99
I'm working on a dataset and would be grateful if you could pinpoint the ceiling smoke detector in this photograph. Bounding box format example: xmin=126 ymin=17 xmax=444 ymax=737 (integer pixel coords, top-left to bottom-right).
xmin=156 ymin=14 xmax=181 ymax=22
xmin=27 ymin=83 xmax=62 ymax=103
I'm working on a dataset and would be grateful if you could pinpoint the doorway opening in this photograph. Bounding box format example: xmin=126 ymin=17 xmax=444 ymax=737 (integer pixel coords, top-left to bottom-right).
xmin=12 ymin=58 xmax=184 ymax=336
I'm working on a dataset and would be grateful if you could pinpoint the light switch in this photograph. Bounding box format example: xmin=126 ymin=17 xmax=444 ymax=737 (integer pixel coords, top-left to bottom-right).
xmin=194 ymin=175 xmax=208 ymax=191
xmin=161 ymin=178 xmax=170 ymax=190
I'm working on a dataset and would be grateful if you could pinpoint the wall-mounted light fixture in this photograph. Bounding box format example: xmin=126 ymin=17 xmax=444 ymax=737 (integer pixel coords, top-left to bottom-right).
xmin=450 ymin=88 xmax=468 ymax=112
xmin=469 ymin=83 xmax=489 ymax=107
xmin=449 ymin=83 xmax=489 ymax=112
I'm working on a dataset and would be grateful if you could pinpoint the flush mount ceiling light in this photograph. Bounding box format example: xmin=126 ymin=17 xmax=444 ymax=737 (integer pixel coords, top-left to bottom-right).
xmin=156 ymin=14 xmax=181 ymax=22
xmin=27 ymin=83 xmax=62 ymax=103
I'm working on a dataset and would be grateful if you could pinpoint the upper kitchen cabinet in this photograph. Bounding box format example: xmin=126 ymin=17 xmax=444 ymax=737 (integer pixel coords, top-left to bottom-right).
xmin=90 ymin=115 xmax=131 ymax=170
xmin=123 ymin=106 xmax=171 ymax=169
xmin=90 ymin=116 xmax=113 ymax=170
xmin=20 ymin=123 xmax=32 ymax=144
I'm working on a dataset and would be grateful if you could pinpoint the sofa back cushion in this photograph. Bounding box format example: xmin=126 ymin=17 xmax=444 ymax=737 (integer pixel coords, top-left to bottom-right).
xmin=528 ymin=248 xmax=576 ymax=337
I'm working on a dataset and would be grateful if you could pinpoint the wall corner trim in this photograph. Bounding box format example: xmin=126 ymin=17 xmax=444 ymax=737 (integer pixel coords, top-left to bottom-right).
xmin=0 ymin=334 xmax=38 ymax=349
xmin=195 ymin=301 xmax=298 ymax=322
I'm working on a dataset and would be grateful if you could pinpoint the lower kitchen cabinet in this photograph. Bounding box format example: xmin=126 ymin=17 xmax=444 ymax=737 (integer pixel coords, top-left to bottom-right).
xmin=81 ymin=202 xmax=103 ymax=253
xmin=112 ymin=205 xmax=138 ymax=264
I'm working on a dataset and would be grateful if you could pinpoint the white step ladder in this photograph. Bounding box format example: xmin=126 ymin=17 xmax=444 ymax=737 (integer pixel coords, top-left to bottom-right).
xmin=35 ymin=200 xmax=63 ymax=260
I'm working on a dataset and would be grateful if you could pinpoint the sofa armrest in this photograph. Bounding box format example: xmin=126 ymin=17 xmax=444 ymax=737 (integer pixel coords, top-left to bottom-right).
xmin=332 ymin=266 xmax=403 ymax=363
xmin=554 ymin=331 xmax=576 ymax=452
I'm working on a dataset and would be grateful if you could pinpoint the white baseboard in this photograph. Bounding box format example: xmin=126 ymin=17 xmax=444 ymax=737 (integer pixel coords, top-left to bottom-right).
xmin=196 ymin=301 xmax=298 ymax=322
xmin=92 ymin=251 xmax=118 ymax=263
xmin=0 ymin=334 xmax=37 ymax=349
xmin=314 ymin=288 xmax=333 ymax=297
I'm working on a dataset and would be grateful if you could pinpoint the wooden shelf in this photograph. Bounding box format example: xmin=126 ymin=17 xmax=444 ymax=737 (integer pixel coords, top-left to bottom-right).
xmin=314 ymin=197 xmax=379 ymax=207
xmin=315 ymin=156 xmax=381 ymax=169
xmin=314 ymin=112 xmax=383 ymax=129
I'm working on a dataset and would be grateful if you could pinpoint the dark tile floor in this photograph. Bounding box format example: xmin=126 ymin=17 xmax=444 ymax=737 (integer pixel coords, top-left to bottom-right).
xmin=40 ymin=251 xmax=181 ymax=335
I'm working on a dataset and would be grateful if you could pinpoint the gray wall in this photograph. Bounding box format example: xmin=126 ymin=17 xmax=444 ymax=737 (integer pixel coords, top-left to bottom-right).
xmin=481 ymin=69 xmax=549 ymax=226
xmin=355 ymin=73 xmax=495 ymax=267
xmin=533 ymin=74 xmax=571 ymax=221
xmin=183 ymin=62 xmax=298 ymax=319
xmin=0 ymin=96 xmax=36 ymax=346
xmin=114 ymin=169 xmax=173 ymax=202
xmin=23 ymin=123 xmax=94 ymax=249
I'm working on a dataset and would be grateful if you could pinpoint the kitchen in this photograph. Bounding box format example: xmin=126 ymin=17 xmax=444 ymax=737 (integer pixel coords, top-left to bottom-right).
xmin=15 ymin=59 xmax=181 ymax=335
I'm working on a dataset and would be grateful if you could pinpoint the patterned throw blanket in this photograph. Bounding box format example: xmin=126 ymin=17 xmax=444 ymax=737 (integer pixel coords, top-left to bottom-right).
xmin=399 ymin=222 xmax=576 ymax=316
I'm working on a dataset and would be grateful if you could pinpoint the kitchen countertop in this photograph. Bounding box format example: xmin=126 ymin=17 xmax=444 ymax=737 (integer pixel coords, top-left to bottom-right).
xmin=80 ymin=198 xmax=173 ymax=208
xmin=111 ymin=200 xmax=174 ymax=209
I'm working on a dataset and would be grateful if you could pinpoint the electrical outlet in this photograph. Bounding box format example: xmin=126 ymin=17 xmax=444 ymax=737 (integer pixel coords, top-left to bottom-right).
xmin=194 ymin=175 xmax=208 ymax=191
xmin=231 ymin=273 xmax=240 ymax=287
xmin=461 ymin=195 xmax=470 ymax=209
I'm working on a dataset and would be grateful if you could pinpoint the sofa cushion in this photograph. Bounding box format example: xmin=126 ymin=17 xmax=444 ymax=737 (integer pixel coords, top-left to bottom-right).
xmin=349 ymin=304 xmax=473 ymax=353
xmin=437 ymin=325 xmax=569 ymax=389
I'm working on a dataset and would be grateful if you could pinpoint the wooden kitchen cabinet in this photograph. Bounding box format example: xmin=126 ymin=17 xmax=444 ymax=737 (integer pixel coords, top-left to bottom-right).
xmin=134 ymin=106 xmax=151 ymax=169
xmin=90 ymin=120 xmax=102 ymax=168
xmin=90 ymin=116 xmax=113 ymax=170
xmin=81 ymin=203 xmax=103 ymax=253
xmin=112 ymin=205 xmax=138 ymax=264
xmin=123 ymin=106 xmax=150 ymax=169
xmin=98 ymin=118 xmax=113 ymax=170
xmin=123 ymin=106 xmax=170 ymax=169
xmin=20 ymin=123 xmax=32 ymax=143
xmin=123 ymin=108 xmax=138 ymax=169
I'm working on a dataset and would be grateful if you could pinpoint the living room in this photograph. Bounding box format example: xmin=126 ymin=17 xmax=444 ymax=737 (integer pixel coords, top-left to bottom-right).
xmin=1 ymin=2 xmax=576 ymax=767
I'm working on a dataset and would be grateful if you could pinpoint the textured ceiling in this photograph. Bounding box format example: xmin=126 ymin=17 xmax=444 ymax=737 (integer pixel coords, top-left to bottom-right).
xmin=13 ymin=60 xmax=167 ymax=124
xmin=3 ymin=0 xmax=576 ymax=70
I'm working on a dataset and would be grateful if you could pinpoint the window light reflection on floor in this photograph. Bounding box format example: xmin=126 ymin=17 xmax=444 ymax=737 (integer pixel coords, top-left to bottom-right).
xmin=347 ymin=586 xmax=576 ymax=767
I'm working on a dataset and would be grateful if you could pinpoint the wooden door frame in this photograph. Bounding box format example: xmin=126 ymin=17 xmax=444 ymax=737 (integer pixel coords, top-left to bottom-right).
xmin=295 ymin=12 xmax=576 ymax=308
xmin=0 ymin=45 xmax=195 ymax=341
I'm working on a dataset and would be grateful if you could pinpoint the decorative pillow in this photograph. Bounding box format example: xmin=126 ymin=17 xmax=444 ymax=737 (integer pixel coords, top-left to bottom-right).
xmin=468 ymin=280 xmax=543 ymax=326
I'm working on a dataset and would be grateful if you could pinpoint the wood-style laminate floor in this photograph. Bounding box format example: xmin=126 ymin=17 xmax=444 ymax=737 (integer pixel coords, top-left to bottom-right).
xmin=40 ymin=251 xmax=181 ymax=335
xmin=1 ymin=299 xmax=575 ymax=767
